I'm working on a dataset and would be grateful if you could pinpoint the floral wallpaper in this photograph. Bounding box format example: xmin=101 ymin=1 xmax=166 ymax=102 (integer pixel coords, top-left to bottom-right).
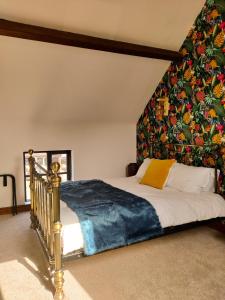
xmin=137 ymin=0 xmax=225 ymax=193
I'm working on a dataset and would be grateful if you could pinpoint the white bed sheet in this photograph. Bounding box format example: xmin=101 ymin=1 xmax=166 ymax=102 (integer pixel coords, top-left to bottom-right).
xmin=61 ymin=176 xmax=225 ymax=255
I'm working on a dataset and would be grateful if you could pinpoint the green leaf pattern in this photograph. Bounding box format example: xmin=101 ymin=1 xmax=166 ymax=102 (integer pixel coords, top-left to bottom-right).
xmin=137 ymin=1 xmax=225 ymax=193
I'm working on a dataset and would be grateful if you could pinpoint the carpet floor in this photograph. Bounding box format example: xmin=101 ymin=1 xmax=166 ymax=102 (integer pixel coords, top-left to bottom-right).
xmin=0 ymin=213 xmax=224 ymax=300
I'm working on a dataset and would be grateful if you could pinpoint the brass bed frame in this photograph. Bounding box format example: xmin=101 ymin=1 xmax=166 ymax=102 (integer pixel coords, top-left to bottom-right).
xmin=28 ymin=149 xmax=64 ymax=300
xmin=28 ymin=144 xmax=224 ymax=299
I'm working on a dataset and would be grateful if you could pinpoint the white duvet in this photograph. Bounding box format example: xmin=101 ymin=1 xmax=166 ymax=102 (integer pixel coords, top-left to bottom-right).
xmin=60 ymin=176 xmax=225 ymax=255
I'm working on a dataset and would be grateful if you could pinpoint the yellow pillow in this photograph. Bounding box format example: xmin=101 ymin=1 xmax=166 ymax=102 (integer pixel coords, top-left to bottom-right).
xmin=140 ymin=159 xmax=176 ymax=189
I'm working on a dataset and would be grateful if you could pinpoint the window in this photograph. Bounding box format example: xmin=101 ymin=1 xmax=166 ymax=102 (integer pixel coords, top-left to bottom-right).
xmin=23 ymin=150 xmax=72 ymax=203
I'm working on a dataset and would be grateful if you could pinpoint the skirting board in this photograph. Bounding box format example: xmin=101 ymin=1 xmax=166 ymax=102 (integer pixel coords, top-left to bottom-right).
xmin=0 ymin=204 xmax=30 ymax=215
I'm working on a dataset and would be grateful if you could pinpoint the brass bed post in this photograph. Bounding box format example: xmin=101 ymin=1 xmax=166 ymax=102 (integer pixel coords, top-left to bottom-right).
xmin=51 ymin=162 xmax=64 ymax=300
xmin=28 ymin=149 xmax=36 ymax=229
xmin=47 ymin=177 xmax=54 ymax=259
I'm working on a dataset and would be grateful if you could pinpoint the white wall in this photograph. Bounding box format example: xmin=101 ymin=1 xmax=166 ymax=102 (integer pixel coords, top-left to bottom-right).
xmin=0 ymin=119 xmax=136 ymax=207
xmin=0 ymin=0 xmax=205 ymax=207
xmin=0 ymin=34 xmax=161 ymax=208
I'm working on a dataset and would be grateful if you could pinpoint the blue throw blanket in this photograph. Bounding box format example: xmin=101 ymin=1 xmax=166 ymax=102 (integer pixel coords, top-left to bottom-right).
xmin=60 ymin=180 xmax=163 ymax=255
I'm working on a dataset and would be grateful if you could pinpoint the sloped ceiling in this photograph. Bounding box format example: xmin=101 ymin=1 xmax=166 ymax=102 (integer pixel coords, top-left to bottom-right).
xmin=0 ymin=0 xmax=205 ymax=124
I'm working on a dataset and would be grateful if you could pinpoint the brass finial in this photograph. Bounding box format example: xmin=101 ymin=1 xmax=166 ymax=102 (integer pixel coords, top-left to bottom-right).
xmin=28 ymin=149 xmax=34 ymax=156
xmin=51 ymin=162 xmax=60 ymax=174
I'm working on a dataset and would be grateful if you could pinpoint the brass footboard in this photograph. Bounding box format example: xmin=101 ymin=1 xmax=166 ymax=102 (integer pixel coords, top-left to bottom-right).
xmin=28 ymin=149 xmax=64 ymax=300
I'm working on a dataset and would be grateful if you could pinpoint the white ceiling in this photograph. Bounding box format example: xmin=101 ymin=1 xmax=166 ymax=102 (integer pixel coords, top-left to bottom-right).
xmin=0 ymin=0 xmax=205 ymax=124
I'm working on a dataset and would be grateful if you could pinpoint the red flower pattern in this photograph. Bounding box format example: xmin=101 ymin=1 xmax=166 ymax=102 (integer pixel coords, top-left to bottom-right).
xmin=137 ymin=2 xmax=225 ymax=193
xmin=196 ymin=44 xmax=206 ymax=55
xmin=195 ymin=136 xmax=204 ymax=146
xmin=170 ymin=76 xmax=178 ymax=86
xmin=196 ymin=91 xmax=205 ymax=102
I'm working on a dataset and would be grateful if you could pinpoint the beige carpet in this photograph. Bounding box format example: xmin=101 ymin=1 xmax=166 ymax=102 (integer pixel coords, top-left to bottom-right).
xmin=0 ymin=213 xmax=224 ymax=300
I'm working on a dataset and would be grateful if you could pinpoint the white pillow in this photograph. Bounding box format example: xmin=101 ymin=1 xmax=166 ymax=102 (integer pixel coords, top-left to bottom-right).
xmin=166 ymin=163 xmax=215 ymax=193
xmin=135 ymin=158 xmax=151 ymax=179
xmin=202 ymin=168 xmax=217 ymax=192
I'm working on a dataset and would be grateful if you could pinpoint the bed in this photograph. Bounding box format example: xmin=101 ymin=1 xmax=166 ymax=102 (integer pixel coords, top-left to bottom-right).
xmin=60 ymin=176 xmax=225 ymax=256
xmin=27 ymin=144 xmax=225 ymax=300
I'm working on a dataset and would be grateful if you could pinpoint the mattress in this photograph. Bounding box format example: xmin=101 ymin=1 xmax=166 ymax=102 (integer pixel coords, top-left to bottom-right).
xmin=60 ymin=176 xmax=225 ymax=255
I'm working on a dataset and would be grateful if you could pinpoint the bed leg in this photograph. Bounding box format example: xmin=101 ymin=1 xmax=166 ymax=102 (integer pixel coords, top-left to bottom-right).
xmin=51 ymin=162 xmax=64 ymax=299
xmin=54 ymin=270 xmax=64 ymax=300
xmin=53 ymin=222 xmax=64 ymax=300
